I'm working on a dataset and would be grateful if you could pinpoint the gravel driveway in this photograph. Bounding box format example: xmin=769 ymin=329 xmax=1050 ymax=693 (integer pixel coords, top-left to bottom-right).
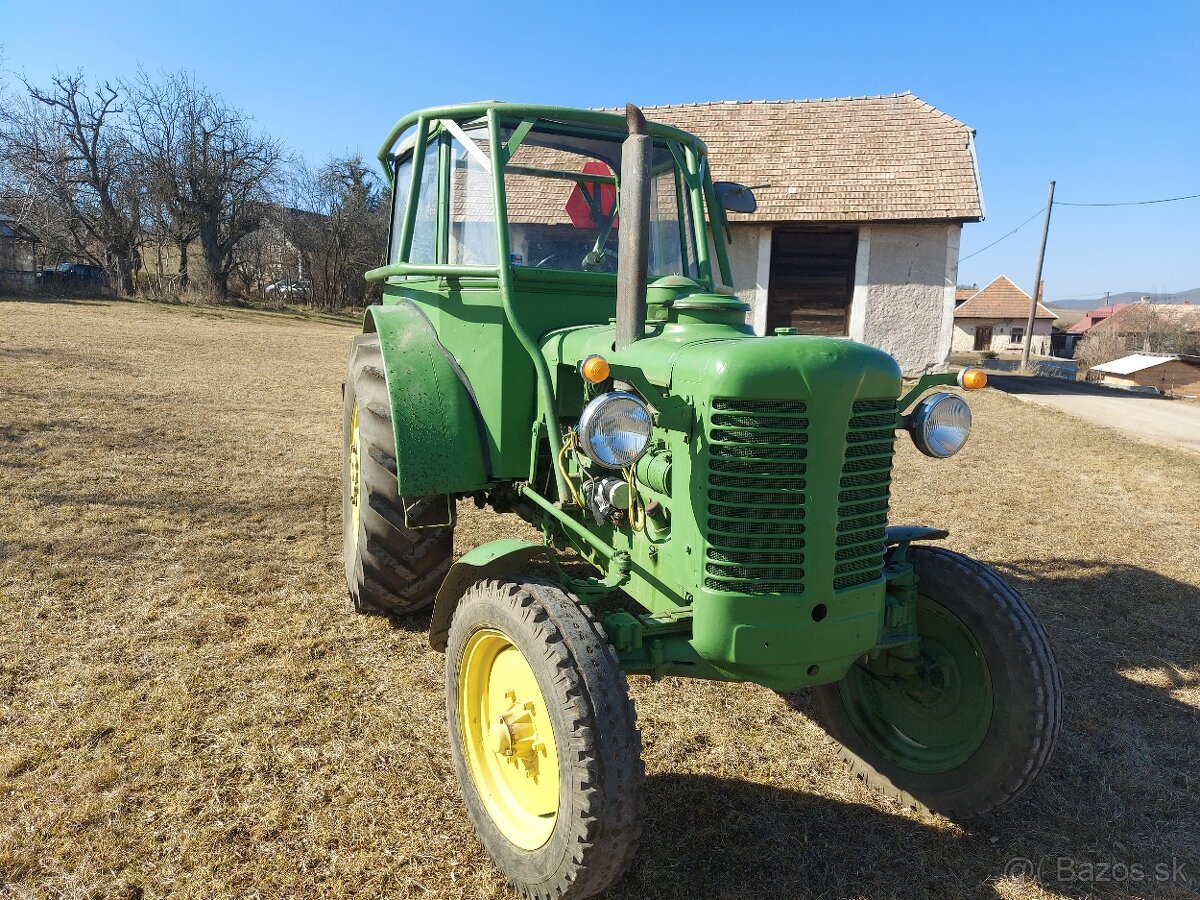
xmin=987 ymin=374 xmax=1200 ymax=453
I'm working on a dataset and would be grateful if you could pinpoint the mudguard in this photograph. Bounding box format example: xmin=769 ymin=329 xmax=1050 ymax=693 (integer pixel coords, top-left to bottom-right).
xmin=429 ymin=540 xmax=550 ymax=651
xmin=366 ymin=301 xmax=491 ymax=497
xmin=884 ymin=525 xmax=949 ymax=545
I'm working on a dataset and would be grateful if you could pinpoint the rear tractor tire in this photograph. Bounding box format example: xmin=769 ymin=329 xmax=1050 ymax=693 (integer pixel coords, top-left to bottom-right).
xmin=342 ymin=334 xmax=453 ymax=615
xmin=810 ymin=546 xmax=1061 ymax=819
xmin=445 ymin=577 xmax=643 ymax=900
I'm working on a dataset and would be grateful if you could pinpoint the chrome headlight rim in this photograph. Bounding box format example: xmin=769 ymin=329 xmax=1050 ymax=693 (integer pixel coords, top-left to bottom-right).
xmin=908 ymin=392 xmax=972 ymax=459
xmin=576 ymin=391 xmax=653 ymax=470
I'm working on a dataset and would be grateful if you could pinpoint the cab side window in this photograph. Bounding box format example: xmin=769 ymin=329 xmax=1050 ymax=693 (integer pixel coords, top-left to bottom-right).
xmin=387 ymin=157 xmax=412 ymax=265
xmin=388 ymin=140 xmax=439 ymax=265
xmin=448 ymin=130 xmax=498 ymax=266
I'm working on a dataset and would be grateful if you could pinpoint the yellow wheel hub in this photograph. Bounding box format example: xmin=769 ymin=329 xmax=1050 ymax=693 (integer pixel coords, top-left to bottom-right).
xmin=348 ymin=400 xmax=362 ymax=538
xmin=458 ymin=629 xmax=560 ymax=850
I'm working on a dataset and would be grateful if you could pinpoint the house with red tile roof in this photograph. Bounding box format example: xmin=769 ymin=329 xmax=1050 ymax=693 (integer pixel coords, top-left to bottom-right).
xmin=952 ymin=275 xmax=1056 ymax=355
xmin=1067 ymin=303 xmax=1133 ymax=335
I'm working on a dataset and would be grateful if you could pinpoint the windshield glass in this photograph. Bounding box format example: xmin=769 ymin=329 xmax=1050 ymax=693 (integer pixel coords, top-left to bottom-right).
xmin=504 ymin=125 xmax=694 ymax=278
xmin=440 ymin=120 xmax=697 ymax=279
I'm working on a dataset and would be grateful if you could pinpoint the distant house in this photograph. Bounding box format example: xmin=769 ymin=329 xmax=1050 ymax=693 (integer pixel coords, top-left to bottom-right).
xmin=952 ymin=275 xmax=1055 ymax=354
xmin=0 ymin=213 xmax=39 ymax=291
xmin=1090 ymin=353 xmax=1200 ymax=397
xmin=1067 ymin=302 xmax=1133 ymax=337
xmin=642 ymin=93 xmax=984 ymax=375
xmin=1101 ymin=302 xmax=1200 ymax=349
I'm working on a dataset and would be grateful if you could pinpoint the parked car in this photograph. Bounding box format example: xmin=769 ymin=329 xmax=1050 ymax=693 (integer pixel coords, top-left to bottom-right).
xmin=36 ymin=262 xmax=108 ymax=291
xmin=265 ymin=278 xmax=310 ymax=297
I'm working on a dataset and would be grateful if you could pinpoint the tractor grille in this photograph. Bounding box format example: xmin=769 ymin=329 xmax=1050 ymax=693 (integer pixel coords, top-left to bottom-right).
xmin=834 ymin=399 xmax=896 ymax=591
xmin=703 ymin=398 xmax=808 ymax=594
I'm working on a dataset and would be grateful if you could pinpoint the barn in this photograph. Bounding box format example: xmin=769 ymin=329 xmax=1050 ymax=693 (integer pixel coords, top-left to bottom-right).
xmin=1090 ymin=354 xmax=1200 ymax=397
xmin=646 ymin=93 xmax=984 ymax=375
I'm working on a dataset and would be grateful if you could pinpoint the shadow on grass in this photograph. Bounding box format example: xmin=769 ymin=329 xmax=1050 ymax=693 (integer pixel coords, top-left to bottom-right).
xmin=760 ymin=556 xmax=1199 ymax=898
xmin=614 ymin=772 xmax=997 ymax=899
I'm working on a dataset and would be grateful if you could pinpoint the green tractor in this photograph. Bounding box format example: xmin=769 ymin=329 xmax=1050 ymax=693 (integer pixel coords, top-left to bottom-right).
xmin=342 ymin=102 xmax=1061 ymax=899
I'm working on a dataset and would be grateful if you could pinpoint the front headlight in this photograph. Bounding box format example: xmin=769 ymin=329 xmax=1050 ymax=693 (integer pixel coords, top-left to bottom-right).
xmin=576 ymin=391 xmax=652 ymax=469
xmin=908 ymin=392 xmax=972 ymax=458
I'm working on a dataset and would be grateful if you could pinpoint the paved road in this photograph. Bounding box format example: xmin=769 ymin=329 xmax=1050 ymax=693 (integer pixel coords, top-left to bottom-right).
xmin=987 ymin=374 xmax=1200 ymax=454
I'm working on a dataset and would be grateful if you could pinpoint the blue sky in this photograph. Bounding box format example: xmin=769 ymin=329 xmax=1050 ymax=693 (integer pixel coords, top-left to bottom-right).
xmin=2 ymin=0 xmax=1197 ymax=300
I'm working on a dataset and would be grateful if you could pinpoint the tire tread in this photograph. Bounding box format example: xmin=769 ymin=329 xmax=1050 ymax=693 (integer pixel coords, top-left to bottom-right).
xmin=342 ymin=334 xmax=453 ymax=615
xmin=446 ymin=578 xmax=642 ymax=900
xmin=811 ymin=547 xmax=1061 ymax=819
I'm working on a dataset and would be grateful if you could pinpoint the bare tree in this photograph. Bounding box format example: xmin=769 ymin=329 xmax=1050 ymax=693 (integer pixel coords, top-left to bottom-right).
xmin=1075 ymin=302 xmax=1200 ymax=378
xmin=1101 ymin=304 xmax=1195 ymax=355
xmin=145 ymin=173 xmax=199 ymax=294
xmin=128 ymin=71 xmax=286 ymax=303
xmin=0 ymin=73 xmax=144 ymax=294
xmin=1075 ymin=327 xmax=1129 ymax=377
xmin=284 ymin=155 xmax=387 ymax=310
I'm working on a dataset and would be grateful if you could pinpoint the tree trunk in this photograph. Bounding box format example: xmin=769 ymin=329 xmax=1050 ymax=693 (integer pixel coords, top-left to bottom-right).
xmin=107 ymin=245 xmax=136 ymax=297
xmin=211 ymin=267 xmax=229 ymax=303
xmin=177 ymin=239 xmax=190 ymax=290
xmin=198 ymin=221 xmax=227 ymax=303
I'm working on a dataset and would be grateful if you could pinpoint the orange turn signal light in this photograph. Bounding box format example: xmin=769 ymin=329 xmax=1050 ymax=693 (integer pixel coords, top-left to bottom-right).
xmin=958 ymin=367 xmax=988 ymax=390
xmin=580 ymin=354 xmax=610 ymax=384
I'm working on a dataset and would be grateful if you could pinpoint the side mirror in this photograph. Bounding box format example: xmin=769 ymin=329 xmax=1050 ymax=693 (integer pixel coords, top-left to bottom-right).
xmin=714 ymin=181 xmax=757 ymax=214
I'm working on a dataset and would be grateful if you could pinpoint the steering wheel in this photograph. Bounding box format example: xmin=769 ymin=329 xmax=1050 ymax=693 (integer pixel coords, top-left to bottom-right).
xmin=582 ymin=247 xmax=618 ymax=273
xmin=531 ymin=248 xmax=618 ymax=272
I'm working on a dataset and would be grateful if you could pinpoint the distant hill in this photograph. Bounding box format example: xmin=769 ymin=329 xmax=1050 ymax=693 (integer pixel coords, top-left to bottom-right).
xmin=1046 ymin=288 xmax=1200 ymax=309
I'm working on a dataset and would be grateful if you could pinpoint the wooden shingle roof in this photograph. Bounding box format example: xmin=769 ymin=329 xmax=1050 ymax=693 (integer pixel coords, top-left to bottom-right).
xmin=639 ymin=93 xmax=983 ymax=224
xmin=954 ymin=275 xmax=1056 ymax=320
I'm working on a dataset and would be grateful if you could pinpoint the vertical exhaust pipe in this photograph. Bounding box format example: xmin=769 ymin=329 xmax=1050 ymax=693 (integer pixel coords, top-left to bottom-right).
xmin=616 ymin=103 xmax=651 ymax=351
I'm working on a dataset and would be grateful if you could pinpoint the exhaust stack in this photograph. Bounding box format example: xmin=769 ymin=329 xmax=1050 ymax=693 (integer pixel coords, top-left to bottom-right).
xmin=616 ymin=103 xmax=651 ymax=351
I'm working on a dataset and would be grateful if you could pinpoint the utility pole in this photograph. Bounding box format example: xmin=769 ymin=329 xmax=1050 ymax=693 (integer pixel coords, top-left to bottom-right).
xmin=1021 ymin=180 xmax=1056 ymax=370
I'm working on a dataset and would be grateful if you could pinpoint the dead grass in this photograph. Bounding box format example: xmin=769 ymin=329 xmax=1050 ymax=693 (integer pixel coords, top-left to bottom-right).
xmin=1 ymin=297 xmax=1197 ymax=900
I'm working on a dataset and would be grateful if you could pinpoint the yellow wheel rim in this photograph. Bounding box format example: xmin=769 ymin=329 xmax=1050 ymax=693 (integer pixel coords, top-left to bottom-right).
xmin=348 ymin=400 xmax=362 ymax=539
xmin=458 ymin=629 xmax=560 ymax=850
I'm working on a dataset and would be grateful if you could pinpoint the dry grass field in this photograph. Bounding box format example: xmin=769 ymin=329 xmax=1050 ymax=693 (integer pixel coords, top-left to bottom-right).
xmin=2 ymin=297 xmax=1198 ymax=900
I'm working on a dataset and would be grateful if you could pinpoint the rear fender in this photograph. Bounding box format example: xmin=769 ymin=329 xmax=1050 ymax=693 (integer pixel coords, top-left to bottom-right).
xmin=365 ymin=302 xmax=491 ymax=497
xmin=429 ymin=540 xmax=549 ymax=651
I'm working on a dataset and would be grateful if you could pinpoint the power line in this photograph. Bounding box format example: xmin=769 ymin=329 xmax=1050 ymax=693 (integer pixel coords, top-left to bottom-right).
xmin=1056 ymin=192 xmax=1200 ymax=207
xmin=960 ymin=188 xmax=1199 ymax=264
xmin=959 ymin=206 xmax=1046 ymax=262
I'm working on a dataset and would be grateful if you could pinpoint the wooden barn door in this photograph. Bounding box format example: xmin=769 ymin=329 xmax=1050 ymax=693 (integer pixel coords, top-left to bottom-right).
xmin=766 ymin=229 xmax=858 ymax=335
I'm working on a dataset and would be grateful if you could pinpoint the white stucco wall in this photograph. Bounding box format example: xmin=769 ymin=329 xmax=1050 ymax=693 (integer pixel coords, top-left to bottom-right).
xmin=951 ymin=319 xmax=1053 ymax=355
xmin=857 ymin=223 xmax=959 ymax=375
xmin=724 ymin=222 xmax=961 ymax=376
xmin=722 ymin=225 xmax=772 ymax=334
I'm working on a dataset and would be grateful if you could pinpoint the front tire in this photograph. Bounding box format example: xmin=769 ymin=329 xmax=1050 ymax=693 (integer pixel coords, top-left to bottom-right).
xmin=446 ymin=578 xmax=643 ymax=900
xmin=810 ymin=546 xmax=1061 ymax=819
xmin=342 ymin=334 xmax=453 ymax=615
